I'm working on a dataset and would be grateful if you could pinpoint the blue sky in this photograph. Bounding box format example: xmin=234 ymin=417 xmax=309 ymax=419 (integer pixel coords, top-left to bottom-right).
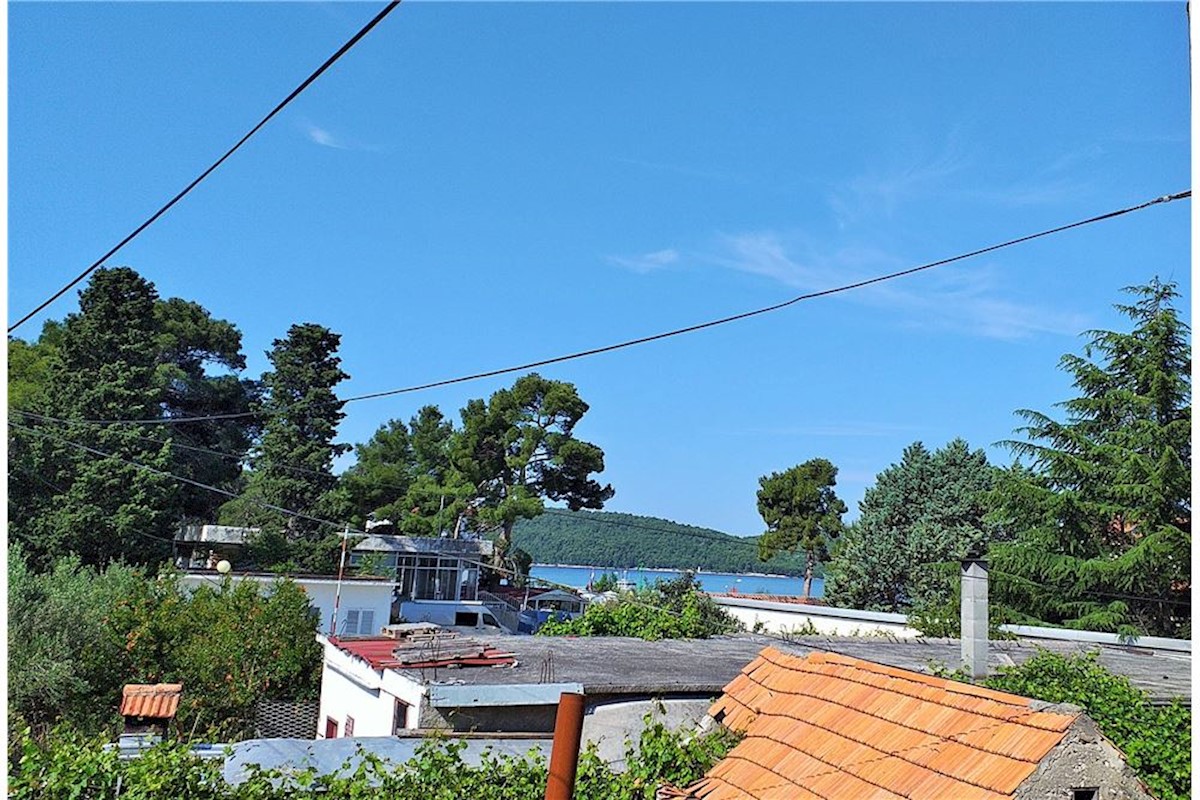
xmin=9 ymin=3 xmax=1191 ymax=536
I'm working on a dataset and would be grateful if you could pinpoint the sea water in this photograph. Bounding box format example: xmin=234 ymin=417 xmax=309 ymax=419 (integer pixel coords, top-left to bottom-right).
xmin=529 ymin=564 xmax=824 ymax=598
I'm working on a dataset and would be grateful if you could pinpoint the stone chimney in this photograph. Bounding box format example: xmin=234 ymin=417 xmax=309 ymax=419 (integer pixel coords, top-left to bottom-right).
xmin=960 ymin=555 xmax=988 ymax=679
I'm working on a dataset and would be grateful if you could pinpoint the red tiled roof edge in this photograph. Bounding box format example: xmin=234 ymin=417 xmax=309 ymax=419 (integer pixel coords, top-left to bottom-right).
xmin=120 ymin=683 xmax=183 ymax=719
xmin=681 ymin=647 xmax=1082 ymax=800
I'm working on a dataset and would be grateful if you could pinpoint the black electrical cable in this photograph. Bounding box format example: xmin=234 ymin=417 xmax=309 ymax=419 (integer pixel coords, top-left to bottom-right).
xmin=23 ymin=191 xmax=1188 ymax=427
xmin=8 ymin=0 xmax=402 ymax=334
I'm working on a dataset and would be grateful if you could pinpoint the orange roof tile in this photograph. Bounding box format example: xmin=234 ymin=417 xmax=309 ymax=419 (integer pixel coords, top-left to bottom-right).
xmin=120 ymin=683 xmax=182 ymax=719
xmin=671 ymin=647 xmax=1078 ymax=800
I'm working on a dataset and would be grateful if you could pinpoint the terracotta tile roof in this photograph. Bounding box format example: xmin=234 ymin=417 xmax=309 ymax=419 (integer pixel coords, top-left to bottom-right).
xmin=120 ymin=683 xmax=183 ymax=719
xmin=330 ymin=635 xmax=516 ymax=671
xmin=669 ymin=647 xmax=1078 ymax=800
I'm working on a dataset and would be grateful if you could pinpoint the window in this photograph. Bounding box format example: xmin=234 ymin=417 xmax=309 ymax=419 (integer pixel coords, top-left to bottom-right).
xmin=343 ymin=609 xmax=376 ymax=636
xmin=393 ymin=699 xmax=411 ymax=735
xmin=1072 ymin=789 xmax=1099 ymax=800
xmin=324 ymin=717 xmax=339 ymax=739
xmin=455 ymin=611 xmax=480 ymax=627
xmin=344 ymin=716 xmax=355 ymax=736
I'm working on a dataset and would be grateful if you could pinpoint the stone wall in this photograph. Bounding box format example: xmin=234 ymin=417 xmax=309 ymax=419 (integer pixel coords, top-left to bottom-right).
xmin=1015 ymin=711 xmax=1154 ymax=800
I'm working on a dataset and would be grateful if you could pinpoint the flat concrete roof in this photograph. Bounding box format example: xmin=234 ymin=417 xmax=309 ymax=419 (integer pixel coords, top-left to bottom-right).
xmin=400 ymin=636 xmax=769 ymax=695
xmin=396 ymin=633 xmax=1189 ymax=703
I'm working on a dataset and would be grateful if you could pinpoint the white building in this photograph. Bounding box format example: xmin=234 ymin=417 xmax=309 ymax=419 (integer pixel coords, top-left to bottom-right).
xmin=349 ymin=532 xmax=492 ymax=602
xmin=178 ymin=572 xmax=397 ymax=637
xmin=315 ymin=633 xmax=773 ymax=745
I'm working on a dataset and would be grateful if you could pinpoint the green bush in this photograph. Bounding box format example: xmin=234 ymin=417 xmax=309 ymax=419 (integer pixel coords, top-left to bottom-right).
xmin=8 ymin=546 xmax=321 ymax=742
xmin=538 ymin=573 xmax=741 ymax=640
xmin=983 ymin=650 xmax=1190 ymax=800
xmin=8 ymin=712 xmax=738 ymax=799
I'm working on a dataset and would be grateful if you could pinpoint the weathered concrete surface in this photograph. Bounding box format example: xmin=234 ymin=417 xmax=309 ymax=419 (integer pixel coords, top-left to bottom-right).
xmin=447 ymin=634 xmax=1189 ymax=704
xmin=582 ymin=697 xmax=714 ymax=767
xmin=1015 ymin=712 xmax=1155 ymax=799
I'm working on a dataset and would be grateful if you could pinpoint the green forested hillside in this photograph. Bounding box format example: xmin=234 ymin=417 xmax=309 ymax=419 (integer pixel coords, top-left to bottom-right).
xmin=512 ymin=510 xmax=810 ymax=575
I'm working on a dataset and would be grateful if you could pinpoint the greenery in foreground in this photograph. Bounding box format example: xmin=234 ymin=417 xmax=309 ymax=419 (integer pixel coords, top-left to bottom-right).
xmin=9 ymin=714 xmax=740 ymax=800
xmin=979 ymin=650 xmax=1190 ymax=800
xmin=538 ymin=573 xmax=742 ymax=640
xmin=513 ymin=510 xmax=811 ymax=576
xmin=8 ymin=547 xmax=321 ymax=743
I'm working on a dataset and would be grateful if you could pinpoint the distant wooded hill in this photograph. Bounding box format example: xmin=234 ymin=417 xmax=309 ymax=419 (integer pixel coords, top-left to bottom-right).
xmin=511 ymin=510 xmax=810 ymax=576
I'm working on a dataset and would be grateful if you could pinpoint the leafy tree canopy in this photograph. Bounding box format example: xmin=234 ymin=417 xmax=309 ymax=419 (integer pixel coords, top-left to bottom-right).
xmin=10 ymin=268 xmax=180 ymax=567
xmin=452 ymin=373 xmax=614 ymax=566
xmin=8 ymin=545 xmax=321 ymax=743
xmin=221 ymin=323 xmax=349 ymax=568
xmin=336 ymin=374 xmax=614 ymax=583
xmin=982 ymin=651 xmax=1190 ymax=800
xmin=9 ymin=268 xmax=259 ymax=566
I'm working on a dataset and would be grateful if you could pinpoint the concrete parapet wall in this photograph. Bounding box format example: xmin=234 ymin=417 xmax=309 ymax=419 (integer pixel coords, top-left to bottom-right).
xmin=712 ymin=596 xmax=921 ymax=638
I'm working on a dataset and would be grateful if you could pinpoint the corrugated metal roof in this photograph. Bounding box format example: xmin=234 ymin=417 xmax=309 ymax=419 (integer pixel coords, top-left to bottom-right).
xmin=120 ymin=683 xmax=183 ymax=719
xmin=666 ymin=647 xmax=1078 ymax=800
xmin=331 ymin=635 xmax=516 ymax=671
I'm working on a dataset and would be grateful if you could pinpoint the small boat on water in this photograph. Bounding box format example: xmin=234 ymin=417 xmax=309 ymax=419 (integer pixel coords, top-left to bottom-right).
xmin=616 ymin=569 xmax=636 ymax=592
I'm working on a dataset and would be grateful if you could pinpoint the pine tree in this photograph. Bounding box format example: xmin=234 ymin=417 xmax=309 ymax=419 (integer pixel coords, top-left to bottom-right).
xmin=226 ymin=323 xmax=349 ymax=550
xmin=451 ymin=373 xmax=614 ymax=574
xmin=756 ymin=459 xmax=847 ymax=599
xmin=11 ymin=268 xmax=180 ymax=566
xmin=991 ymin=279 xmax=1190 ymax=637
xmin=822 ymin=440 xmax=995 ymax=612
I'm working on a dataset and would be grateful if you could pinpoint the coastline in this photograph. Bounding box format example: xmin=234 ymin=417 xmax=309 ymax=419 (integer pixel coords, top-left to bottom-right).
xmin=531 ymin=562 xmax=797 ymax=579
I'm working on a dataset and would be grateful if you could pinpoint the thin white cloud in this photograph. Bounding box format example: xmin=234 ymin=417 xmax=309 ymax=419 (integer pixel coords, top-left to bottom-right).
xmin=831 ymin=133 xmax=1099 ymax=222
xmin=708 ymin=231 xmax=1088 ymax=340
xmin=609 ymin=248 xmax=681 ymax=274
xmin=304 ymin=123 xmax=348 ymax=150
xmin=830 ymin=136 xmax=971 ymax=227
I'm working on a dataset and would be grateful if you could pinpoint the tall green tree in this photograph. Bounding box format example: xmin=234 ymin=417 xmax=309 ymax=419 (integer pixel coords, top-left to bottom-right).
xmin=823 ymin=439 xmax=997 ymax=612
xmin=339 ymin=406 xmax=471 ymax=535
xmin=451 ymin=373 xmax=614 ymax=574
xmin=341 ymin=418 xmax=414 ymax=527
xmin=9 ymin=274 xmax=259 ymax=562
xmin=990 ymin=279 xmax=1190 ymax=637
xmin=10 ymin=268 xmax=180 ymax=567
xmin=153 ymin=298 xmax=261 ymax=522
xmin=756 ymin=458 xmax=847 ymax=598
xmin=224 ymin=324 xmax=349 ymax=557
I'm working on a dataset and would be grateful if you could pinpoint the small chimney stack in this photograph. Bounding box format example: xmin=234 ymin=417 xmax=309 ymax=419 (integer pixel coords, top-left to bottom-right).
xmin=960 ymin=554 xmax=988 ymax=679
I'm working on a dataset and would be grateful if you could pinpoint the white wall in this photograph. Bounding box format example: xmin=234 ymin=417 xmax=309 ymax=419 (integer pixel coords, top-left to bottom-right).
xmin=713 ymin=596 xmax=1193 ymax=652
xmin=316 ymin=636 xmax=426 ymax=739
xmin=713 ymin=596 xmax=922 ymax=638
xmin=179 ymin=574 xmax=396 ymax=637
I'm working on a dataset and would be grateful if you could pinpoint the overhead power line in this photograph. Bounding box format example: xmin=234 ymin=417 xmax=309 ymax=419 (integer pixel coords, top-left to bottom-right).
xmin=22 ymin=190 xmax=1190 ymax=427
xmin=8 ymin=421 xmax=360 ymax=534
xmin=7 ymin=0 xmax=402 ymax=335
xmin=12 ymin=419 xmax=1184 ymax=609
xmin=15 ymin=409 xmax=770 ymax=553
